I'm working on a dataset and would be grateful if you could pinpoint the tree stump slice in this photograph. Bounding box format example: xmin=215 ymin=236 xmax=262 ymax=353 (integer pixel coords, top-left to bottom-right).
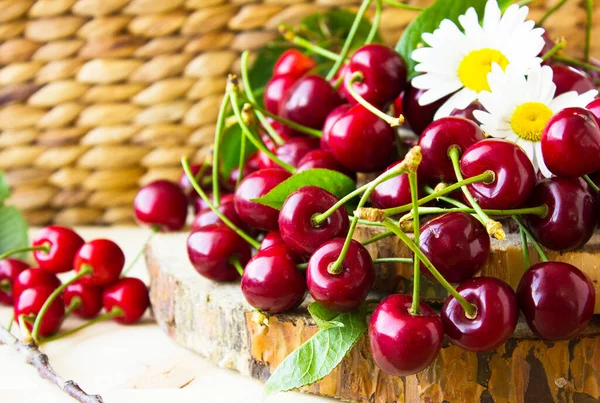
xmin=146 ymin=231 xmax=600 ymax=403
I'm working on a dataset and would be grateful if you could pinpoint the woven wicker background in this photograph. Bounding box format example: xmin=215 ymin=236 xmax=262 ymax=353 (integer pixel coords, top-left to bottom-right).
xmin=0 ymin=0 xmax=597 ymax=226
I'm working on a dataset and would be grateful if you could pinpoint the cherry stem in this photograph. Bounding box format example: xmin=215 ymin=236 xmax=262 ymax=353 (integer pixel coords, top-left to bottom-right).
xmin=361 ymin=230 xmax=393 ymax=246
xmin=583 ymin=174 xmax=599 ymax=192
xmin=373 ymin=257 xmax=413 ymax=264
xmin=40 ymin=307 xmax=124 ymax=345
xmin=326 ymin=0 xmax=373 ymax=81
xmin=237 ymin=105 xmax=252 ymax=189
xmin=424 ymin=185 xmax=471 ymax=210
xmin=31 ymin=266 xmax=92 ymax=344
xmin=297 ymin=263 xmax=308 ymax=270
xmin=212 ymin=90 xmax=230 ymax=206
xmin=514 ymin=216 xmax=548 ymax=263
xmin=346 ymin=72 xmax=404 ymax=127
xmin=251 ymin=102 xmax=323 ymax=139
xmin=332 ymin=73 xmax=345 ymax=90
xmin=121 ymin=228 xmax=157 ymax=277
xmin=0 ymin=278 xmax=10 ymax=293
xmin=585 ymin=0 xmax=593 ymax=62
xmin=399 ymin=205 xmax=548 ymax=222
xmin=18 ymin=314 xmax=33 ymax=343
xmin=516 ymin=0 xmax=535 ymax=5
xmin=382 ymin=0 xmax=424 ymax=11
xmin=365 ymin=0 xmax=382 ymax=44
xmin=278 ymin=25 xmax=341 ymax=61
xmin=553 ymin=55 xmax=600 ymax=75
xmin=541 ymin=38 xmax=566 ymax=61
xmin=230 ymin=257 xmax=244 ymax=277
xmin=519 ymin=223 xmax=531 ymax=269
xmin=538 ymin=0 xmax=567 ymax=26
xmin=64 ymin=297 xmax=82 ymax=320
xmin=182 ymin=157 xmax=261 ymax=249
xmin=7 ymin=314 xmax=14 ymax=332
xmin=448 ymin=147 xmax=505 ymax=240
xmin=408 ymin=171 xmax=421 ymax=316
xmin=0 ymin=244 xmax=50 ymax=261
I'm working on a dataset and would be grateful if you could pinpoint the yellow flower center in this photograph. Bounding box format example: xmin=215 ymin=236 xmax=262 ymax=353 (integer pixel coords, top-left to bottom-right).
xmin=510 ymin=102 xmax=553 ymax=142
xmin=458 ymin=48 xmax=509 ymax=92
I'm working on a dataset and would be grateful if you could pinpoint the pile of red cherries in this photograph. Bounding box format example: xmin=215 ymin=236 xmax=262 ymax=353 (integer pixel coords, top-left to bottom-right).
xmin=132 ymin=39 xmax=600 ymax=378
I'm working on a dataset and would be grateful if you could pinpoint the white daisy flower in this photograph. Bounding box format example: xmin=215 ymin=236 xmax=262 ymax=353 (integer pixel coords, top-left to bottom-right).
xmin=411 ymin=0 xmax=545 ymax=119
xmin=474 ymin=64 xmax=598 ymax=177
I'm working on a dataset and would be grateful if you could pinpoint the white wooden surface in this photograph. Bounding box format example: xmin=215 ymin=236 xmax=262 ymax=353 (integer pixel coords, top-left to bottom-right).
xmin=0 ymin=227 xmax=328 ymax=403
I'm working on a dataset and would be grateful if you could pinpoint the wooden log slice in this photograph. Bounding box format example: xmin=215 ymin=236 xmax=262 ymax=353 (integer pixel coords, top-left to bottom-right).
xmin=146 ymin=231 xmax=600 ymax=403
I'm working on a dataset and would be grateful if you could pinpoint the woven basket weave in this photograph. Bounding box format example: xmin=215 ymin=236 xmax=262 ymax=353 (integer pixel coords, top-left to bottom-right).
xmin=0 ymin=0 xmax=597 ymax=226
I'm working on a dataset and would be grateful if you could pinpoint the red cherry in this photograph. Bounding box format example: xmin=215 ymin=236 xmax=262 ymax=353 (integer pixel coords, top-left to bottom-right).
xmin=234 ymin=168 xmax=291 ymax=231
xmin=296 ymin=149 xmax=356 ymax=179
xmin=369 ymin=294 xmax=443 ymax=376
xmin=263 ymin=74 xmax=298 ymax=115
xmin=392 ymin=92 xmax=404 ymax=117
xmin=306 ymin=238 xmax=374 ymax=312
xmin=241 ymin=244 xmax=306 ymax=313
xmin=14 ymin=286 xmax=64 ymax=337
xmin=321 ymin=104 xmax=352 ymax=151
xmin=418 ymin=117 xmax=485 ymax=182
xmin=257 ymin=137 xmax=319 ymax=170
xmin=191 ymin=195 xmax=245 ymax=232
xmin=63 ymin=282 xmax=103 ymax=319
xmin=178 ymin=164 xmax=212 ymax=200
xmin=74 ymin=239 xmax=125 ymax=287
xmin=542 ymin=107 xmax=600 ymax=178
xmin=420 ymin=213 xmax=490 ymax=283
xmin=370 ymin=161 xmax=419 ymax=210
xmin=327 ymin=104 xmax=397 ymax=172
xmin=193 ymin=192 xmax=233 ymax=214
xmin=450 ymin=101 xmax=484 ymax=123
xmin=0 ymin=259 xmax=29 ymax=305
xmin=524 ymin=177 xmax=598 ymax=251
xmin=403 ymin=83 xmax=451 ymax=135
xmin=587 ymin=98 xmax=600 ymax=120
xmin=273 ymin=49 xmax=316 ymax=79
xmin=133 ymin=180 xmax=188 ymax=231
xmin=32 ymin=226 xmax=84 ymax=274
xmin=551 ymin=65 xmax=595 ymax=96
xmin=517 ymin=262 xmax=595 ymax=340
xmin=102 ymin=277 xmax=149 ymax=324
xmin=460 ymin=139 xmax=536 ymax=209
xmin=342 ymin=44 xmax=407 ymax=108
xmin=187 ymin=224 xmax=251 ymax=282
xmin=442 ymin=277 xmax=518 ymax=352
xmin=13 ymin=268 xmax=61 ymax=300
xmin=260 ymin=231 xmax=285 ymax=251
xmin=226 ymin=163 xmax=256 ymax=191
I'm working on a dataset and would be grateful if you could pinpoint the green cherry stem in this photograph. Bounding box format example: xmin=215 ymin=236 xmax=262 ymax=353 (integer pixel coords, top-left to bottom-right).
xmin=64 ymin=297 xmax=82 ymax=320
xmin=230 ymin=257 xmax=244 ymax=277
xmin=382 ymin=0 xmax=424 ymax=11
xmin=251 ymin=103 xmax=323 ymax=139
xmin=18 ymin=314 xmax=33 ymax=342
xmin=541 ymin=38 xmax=566 ymax=61
xmin=585 ymin=0 xmax=593 ymax=62
xmin=365 ymin=0 xmax=382 ymax=44
xmin=538 ymin=0 xmax=567 ymax=26
xmin=373 ymin=257 xmax=413 ymax=264
xmin=408 ymin=170 xmax=421 ymax=315
xmin=0 ymin=245 xmax=50 ymax=261
xmin=211 ymin=90 xmax=230 ymax=206
xmin=583 ymin=174 xmax=599 ymax=192
xmin=182 ymin=157 xmax=261 ymax=249
xmin=7 ymin=314 xmax=14 ymax=332
xmin=121 ymin=228 xmax=157 ymax=277
xmin=40 ymin=307 xmax=124 ymax=345
xmin=424 ymin=185 xmax=471 ymax=209
xmin=361 ymin=230 xmax=393 ymax=246
xmin=518 ymin=222 xmax=531 ymax=269
xmin=400 ymin=205 xmax=548 ymax=220
xmin=553 ymin=55 xmax=600 ymax=75
xmin=514 ymin=216 xmax=548 ymax=263
xmin=346 ymin=72 xmax=404 ymax=127
xmin=278 ymin=25 xmax=341 ymax=61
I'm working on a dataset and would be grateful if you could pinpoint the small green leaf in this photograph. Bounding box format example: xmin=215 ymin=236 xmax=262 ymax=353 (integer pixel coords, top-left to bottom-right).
xmin=0 ymin=172 xmax=10 ymax=204
xmin=0 ymin=206 xmax=28 ymax=259
xmin=308 ymin=302 xmax=342 ymax=330
xmin=301 ymin=9 xmax=382 ymax=47
xmin=252 ymin=169 xmax=356 ymax=211
xmin=264 ymin=310 xmax=367 ymax=396
xmin=247 ymin=42 xmax=291 ymax=98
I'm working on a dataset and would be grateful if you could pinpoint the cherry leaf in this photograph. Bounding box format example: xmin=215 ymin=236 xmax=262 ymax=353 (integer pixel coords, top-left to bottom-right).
xmin=308 ymin=302 xmax=344 ymax=330
xmin=0 ymin=206 xmax=28 ymax=259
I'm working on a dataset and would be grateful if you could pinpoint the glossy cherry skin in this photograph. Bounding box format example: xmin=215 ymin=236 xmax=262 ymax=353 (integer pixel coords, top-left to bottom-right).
xmin=234 ymin=168 xmax=292 ymax=231
xmin=191 ymin=195 xmax=245 ymax=232
xmin=102 ymin=277 xmax=149 ymax=324
xmin=0 ymin=259 xmax=30 ymax=305
xmin=392 ymin=92 xmax=404 ymax=117
xmin=133 ymin=180 xmax=188 ymax=232
xmin=63 ymin=282 xmax=103 ymax=319
xmin=327 ymin=104 xmax=396 ymax=172
xmin=517 ymin=262 xmax=595 ymax=340
xmin=418 ymin=117 xmax=485 ymax=182
xmin=13 ymin=268 xmax=61 ymax=300
xmin=419 ymin=213 xmax=490 ymax=283
xmin=32 ymin=226 xmax=84 ymax=274
xmin=226 ymin=163 xmax=255 ymax=191
xmin=273 ymin=49 xmax=316 ymax=79
xmin=280 ymin=75 xmax=344 ymax=130
xmin=194 ymin=192 xmax=233 ymax=214
xmin=587 ymin=98 xmax=600 ymax=120
xmin=257 ymin=137 xmax=319 ymax=170
xmin=342 ymin=44 xmax=407 ymax=108
xmin=14 ymin=286 xmax=64 ymax=337
xmin=523 ymin=177 xmax=598 ymax=251
xmin=297 ymin=149 xmax=356 ymax=179
xmin=369 ymin=294 xmax=443 ymax=376
xmin=306 ymin=238 xmax=374 ymax=312
xmin=74 ymin=239 xmax=125 ymax=287
xmin=403 ymin=83 xmax=450 ymax=135
xmin=321 ymin=104 xmax=352 ymax=151
xmin=370 ymin=161 xmax=416 ymax=210
xmin=241 ymin=244 xmax=306 ymax=313
xmin=263 ymin=74 xmax=298 ymax=115
xmin=279 ymin=186 xmax=350 ymax=256
xmin=450 ymin=101 xmax=484 ymax=123
xmin=542 ymin=107 xmax=600 ymax=178
xmin=460 ymin=139 xmax=536 ymax=209
xmin=260 ymin=231 xmax=285 ymax=250
xmin=551 ymin=65 xmax=595 ymax=96
xmin=187 ymin=224 xmax=252 ymax=282
xmin=442 ymin=277 xmax=518 ymax=352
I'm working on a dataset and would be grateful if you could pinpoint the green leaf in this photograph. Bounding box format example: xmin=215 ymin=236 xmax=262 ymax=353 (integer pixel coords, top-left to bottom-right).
xmin=308 ymin=303 xmax=344 ymax=331
xmin=396 ymin=0 xmax=514 ymax=79
xmin=301 ymin=9 xmax=382 ymax=47
xmin=264 ymin=310 xmax=367 ymax=396
xmin=0 ymin=172 xmax=10 ymax=204
xmin=252 ymin=169 xmax=356 ymax=211
xmin=0 ymin=206 xmax=28 ymax=259
xmin=218 ymin=124 xmax=257 ymax=179
xmin=247 ymin=42 xmax=291 ymax=98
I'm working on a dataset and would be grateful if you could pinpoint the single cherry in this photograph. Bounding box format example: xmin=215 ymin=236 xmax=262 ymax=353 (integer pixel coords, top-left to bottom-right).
xmin=32 ymin=226 xmax=85 ymax=274
xmin=234 ymin=168 xmax=292 ymax=231
xmin=193 ymin=192 xmax=233 ymax=214
xmin=369 ymin=294 xmax=443 ymax=376
xmin=260 ymin=231 xmax=286 ymax=251
xmin=403 ymin=82 xmax=451 ymax=135
xmin=264 ymin=74 xmax=298 ymax=115
xmin=442 ymin=277 xmax=518 ymax=352
xmin=392 ymin=92 xmax=404 ymax=118
xmin=226 ymin=164 xmax=255 ymax=191
xmin=0 ymin=259 xmax=30 ymax=305
xmin=257 ymin=137 xmax=319 ymax=170
xmin=14 ymin=286 xmax=64 ymax=337
xmin=74 ymin=239 xmax=126 ymax=287
xmin=133 ymin=180 xmax=188 ymax=231
xmin=191 ymin=195 xmax=245 ymax=232
xmin=102 ymin=277 xmax=150 ymax=324
xmin=370 ymin=161 xmax=418 ymax=210
xmin=551 ymin=65 xmax=595 ymax=96
xmin=241 ymin=244 xmax=306 ymax=313
xmin=321 ymin=104 xmax=352 ymax=151
xmin=296 ymin=149 xmax=356 ymax=179
xmin=273 ymin=49 xmax=316 ymax=79
xmin=517 ymin=262 xmax=595 ymax=340
xmin=13 ymin=268 xmax=61 ymax=300
xmin=587 ymin=98 xmax=600 ymax=120
xmin=450 ymin=101 xmax=484 ymax=123
xmin=63 ymin=282 xmax=103 ymax=319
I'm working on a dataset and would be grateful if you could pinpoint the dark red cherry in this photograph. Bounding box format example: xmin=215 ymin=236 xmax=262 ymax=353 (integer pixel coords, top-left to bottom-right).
xmin=328 ymin=104 xmax=396 ymax=172
xmin=133 ymin=180 xmax=188 ymax=231
xmin=32 ymin=226 xmax=84 ymax=274
xmin=0 ymin=259 xmax=29 ymax=305
xmin=551 ymin=65 xmax=595 ymax=96
xmin=74 ymin=239 xmax=125 ymax=287
xmin=187 ymin=224 xmax=252 ymax=282
xmin=296 ymin=149 xmax=356 ymax=179
xmin=14 ymin=286 xmax=64 ymax=337
xmin=178 ymin=164 xmax=212 ymax=199
xmin=370 ymin=161 xmax=419 ymax=210
xmin=342 ymin=44 xmax=407 ymax=108
xmin=420 ymin=213 xmax=490 ymax=283
xmin=320 ymin=104 xmax=352 ymax=151
xmin=542 ymin=107 xmax=600 ymax=178
xmin=280 ymin=75 xmax=343 ymax=130
xmin=102 ymin=277 xmax=150 ymax=324
xmin=369 ymin=294 xmax=443 ymax=376
xmin=226 ymin=163 xmax=255 ymax=191
xmin=418 ymin=117 xmax=485 ymax=182
xmin=263 ymin=74 xmax=298 ymax=115
xmin=241 ymin=244 xmax=306 ymax=313
xmin=587 ymin=98 xmax=600 ymax=120
xmin=273 ymin=49 xmax=316 ymax=79
xmin=306 ymin=238 xmax=374 ymax=312
xmin=191 ymin=195 xmax=245 ymax=232
xmin=279 ymin=186 xmax=350 ymax=256
xmin=258 ymin=137 xmax=319 ymax=170
xmin=450 ymin=101 xmax=484 ymax=123
xmin=193 ymin=192 xmax=233 ymax=214
xmin=63 ymin=282 xmax=103 ymax=319
xmin=517 ymin=262 xmax=595 ymax=340
xmin=460 ymin=139 xmax=536 ymax=209
xmin=523 ymin=177 xmax=598 ymax=251
xmin=260 ymin=231 xmax=285 ymax=250
xmin=392 ymin=92 xmax=404 ymax=117
xmin=234 ymin=168 xmax=292 ymax=231
xmin=403 ymin=82 xmax=451 ymax=135
xmin=442 ymin=277 xmax=518 ymax=352
xmin=13 ymin=268 xmax=61 ymax=300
